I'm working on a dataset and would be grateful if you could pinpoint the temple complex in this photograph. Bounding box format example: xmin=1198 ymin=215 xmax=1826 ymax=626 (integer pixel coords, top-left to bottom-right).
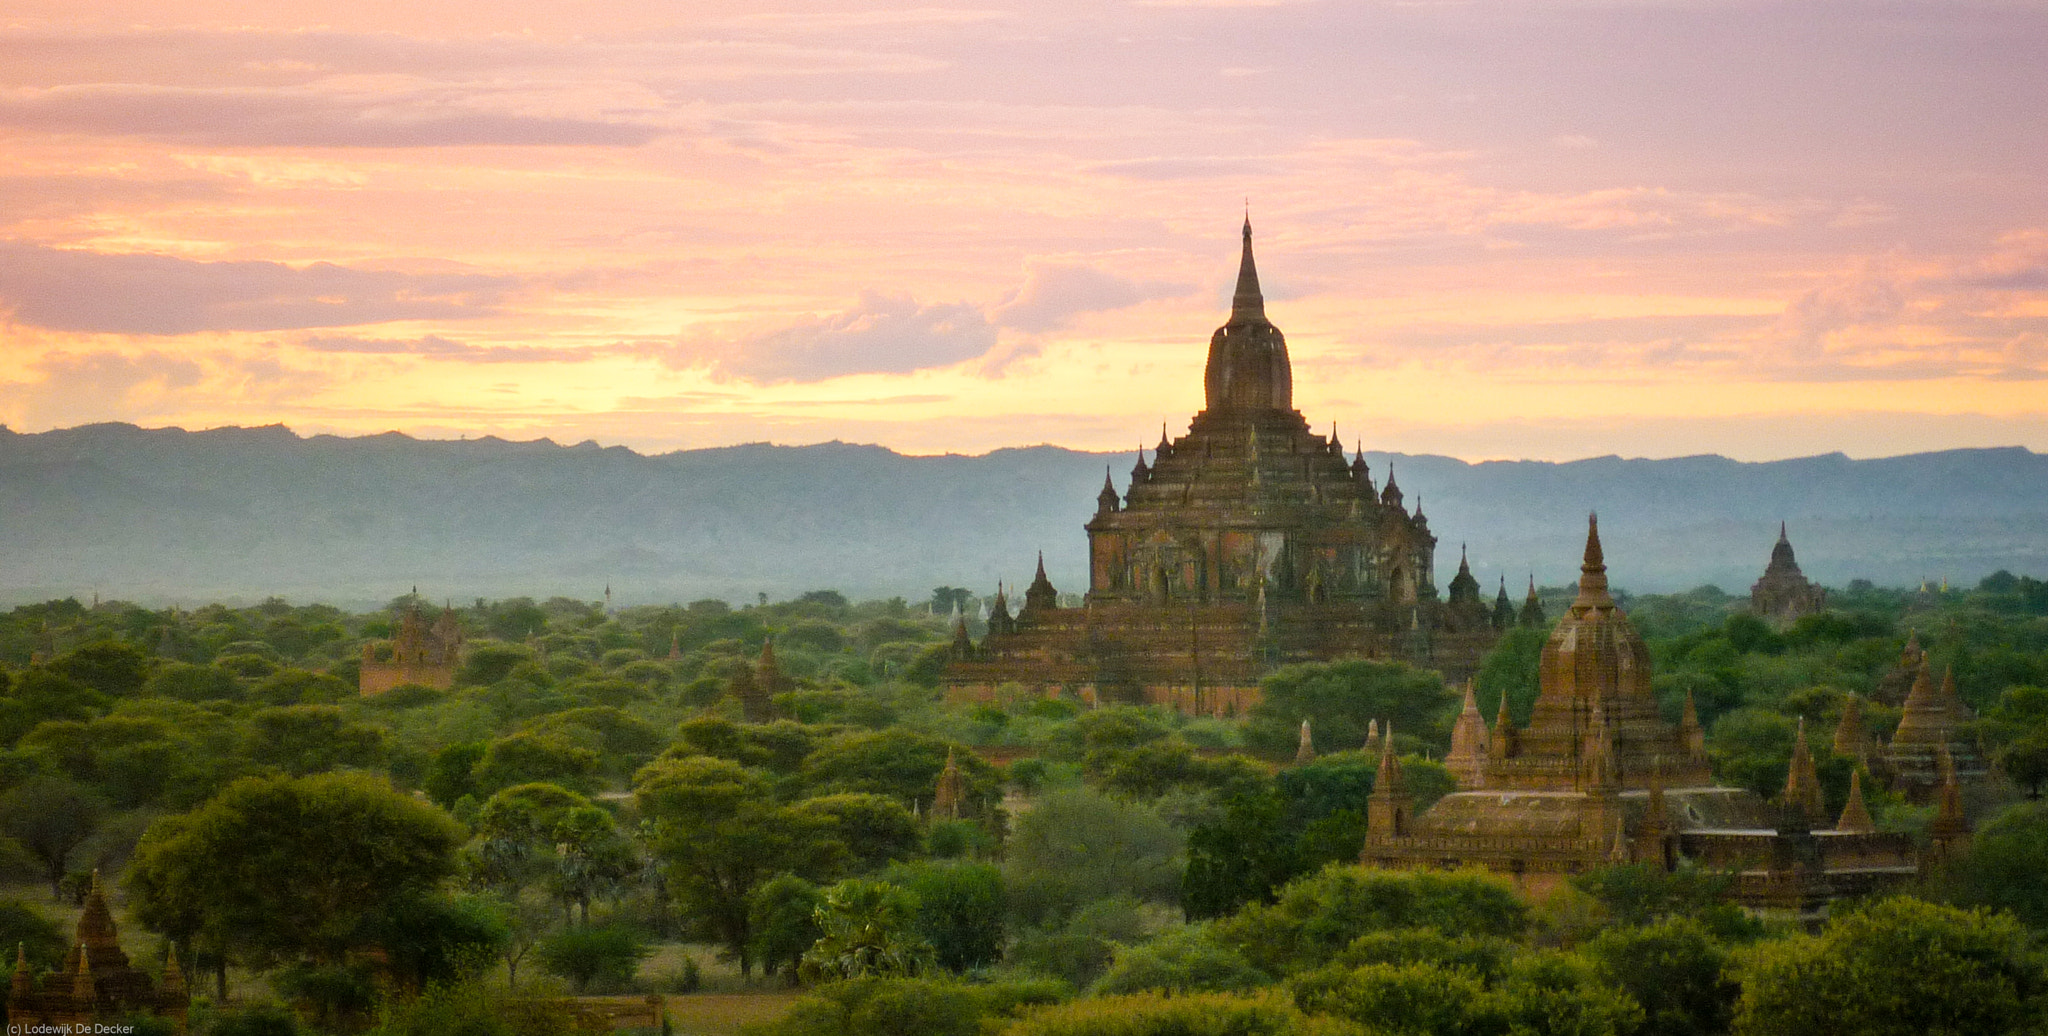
xmin=8 ymin=873 xmax=189 ymax=1034
xmin=359 ymin=599 xmax=465 ymax=694
xmin=1362 ymin=516 xmax=1924 ymax=912
xmin=942 ymin=222 xmax=1504 ymax=714
xmin=1749 ymin=524 xmax=1827 ymax=627
xmin=1886 ymin=663 xmax=1985 ymax=801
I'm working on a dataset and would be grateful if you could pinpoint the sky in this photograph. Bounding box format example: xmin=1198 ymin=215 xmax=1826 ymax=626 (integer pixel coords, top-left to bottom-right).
xmin=1 ymin=0 xmax=2045 ymax=462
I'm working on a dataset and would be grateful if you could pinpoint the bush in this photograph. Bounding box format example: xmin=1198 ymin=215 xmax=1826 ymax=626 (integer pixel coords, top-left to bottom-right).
xmin=536 ymin=926 xmax=651 ymax=993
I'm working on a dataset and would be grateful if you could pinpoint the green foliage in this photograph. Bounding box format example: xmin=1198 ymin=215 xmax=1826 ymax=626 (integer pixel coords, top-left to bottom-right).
xmin=1248 ymin=661 xmax=1459 ymax=757
xmin=1093 ymin=924 xmax=1269 ymax=996
xmin=0 ymin=897 xmax=67 ymax=970
xmin=1291 ymin=949 xmax=1643 ymax=1036
xmin=472 ymin=731 xmax=600 ymax=794
xmin=126 ymin=771 xmax=465 ymax=967
xmin=1474 ymin=626 xmax=1548 ymax=725
xmin=424 ymin=742 xmax=487 ymax=808
xmin=1333 ymin=929 xmax=1515 ymax=982
xmin=458 ymin=643 xmax=537 ymax=688
xmin=884 ymin=861 xmax=1006 ymax=973
xmin=744 ymin=977 xmax=1064 ymax=1036
xmin=1212 ymin=866 xmax=1529 ymax=977
xmin=1000 ymin=990 xmax=1364 ymax=1036
xmin=145 ymin=662 xmax=243 ymax=703
xmin=749 ymin=873 xmax=825 ymax=982
xmin=248 ymin=669 xmax=351 ymax=706
xmin=1943 ymin=799 xmax=2048 ymax=928
xmin=1005 ymin=788 xmax=1183 ymax=927
xmin=635 ymin=755 xmax=835 ymax=975
xmin=358 ymin=892 xmax=511 ymax=990
xmin=366 ymin=979 xmax=577 ymax=1036
xmin=0 ymin=775 xmax=108 ymax=897
xmin=1733 ymin=897 xmax=2048 ymax=1035
xmin=800 ymin=878 xmax=936 ymax=981
xmin=1007 ymin=895 xmax=1151 ymax=989
xmin=802 ymin=729 xmax=999 ymax=818
xmin=199 ymin=1002 xmax=303 ymax=1036
xmin=245 ymin=705 xmax=388 ymax=775
xmin=536 ymin=925 xmax=650 ymax=992
xmin=46 ymin=641 xmax=153 ymax=698
xmin=1182 ymin=788 xmax=1298 ymax=921
xmin=785 ymin=793 xmax=922 ymax=876
xmin=1584 ymin=918 xmax=1738 ymax=1036
xmin=1570 ymin=864 xmax=1763 ymax=941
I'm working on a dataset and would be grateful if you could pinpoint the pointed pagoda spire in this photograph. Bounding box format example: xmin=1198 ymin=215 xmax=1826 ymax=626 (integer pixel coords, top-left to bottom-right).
xmin=1572 ymin=512 xmax=1615 ymax=610
xmin=1097 ymin=465 xmax=1120 ymax=514
xmin=161 ymin=942 xmax=186 ymax=997
xmin=1518 ymin=574 xmax=1546 ymax=628
xmin=1835 ymin=768 xmax=1876 ymax=833
xmin=1445 ymin=680 xmax=1490 ymax=789
xmin=932 ymin=746 xmax=966 ymax=820
xmin=72 ymin=944 xmax=94 ymax=1001
xmin=1351 ymin=440 xmax=1372 ymax=489
xmin=1231 ymin=215 xmax=1266 ymax=322
xmin=1024 ymin=551 xmax=1059 ymax=614
xmin=1131 ymin=446 xmax=1149 ymax=482
xmin=1158 ymin=422 xmax=1172 ymax=454
xmin=1367 ymin=722 xmax=1411 ymax=842
xmin=1295 ymin=719 xmax=1316 ymax=764
xmin=11 ymin=942 xmax=29 ymax=998
xmin=1833 ymin=693 xmax=1868 ymax=761
xmin=1929 ymin=742 xmax=1970 ymax=860
xmin=1363 ymin=717 xmax=1382 ymax=755
xmin=1380 ymin=463 xmax=1402 ymax=508
xmin=1680 ymin=687 xmax=1706 ymax=761
xmin=1783 ymin=717 xmax=1827 ymax=826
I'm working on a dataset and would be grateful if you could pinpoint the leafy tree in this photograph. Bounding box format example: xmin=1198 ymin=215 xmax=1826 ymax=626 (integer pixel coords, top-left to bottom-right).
xmin=356 ymin=892 xmax=509 ymax=992
xmin=802 ymin=729 xmax=999 ymax=818
xmin=749 ymin=873 xmax=825 ymax=984
xmin=1093 ymin=924 xmax=1269 ymax=996
xmin=1571 ymin=863 xmax=1761 ymax=940
xmin=0 ymin=776 xmax=108 ymax=898
xmin=423 ymin=742 xmax=487 ymax=808
xmin=46 ymin=642 xmax=153 ymax=698
xmin=1007 ymin=895 xmax=1150 ymax=989
xmin=787 ymin=793 xmax=922 ymax=876
xmin=1182 ymin=788 xmax=1298 ymax=921
xmin=1247 ymin=661 xmax=1458 ymax=758
xmin=143 ymin=662 xmax=242 ymax=703
xmin=0 ymin=897 xmax=68 ymax=972
xmin=244 ymin=706 xmax=388 ymax=776
xmin=472 ymin=731 xmax=599 ymax=794
xmin=126 ymin=772 xmax=465 ymax=969
xmin=248 ymin=669 xmax=351 ymax=707
xmin=1730 ymin=897 xmax=2048 ymax=1036
xmin=636 ymin=755 xmax=833 ymax=976
xmin=1005 ymin=788 xmax=1183 ymax=927
xmin=1943 ymin=800 xmax=2048 ymax=929
xmin=884 ymin=861 xmax=1005 ymax=973
xmin=0 ymin=669 xmax=107 ymax=744
xmin=1212 ymin=866 xmax=1528 ymax=977
xmin=1475 ymin=625 xmax=1548 ymax=724
xmin=536 ymin=925 xmax=649 ymax=992
xmin=800 ymin=879 xmax=936 ymax=981
xmin=1998 ymin=728 xmax=2048 ymax=799
xmin=1584 ymin=918 xmax=1737 ymax=1036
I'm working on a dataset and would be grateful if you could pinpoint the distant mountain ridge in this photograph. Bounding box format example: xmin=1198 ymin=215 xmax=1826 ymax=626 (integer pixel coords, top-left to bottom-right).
xmin=2 ymin=423 xmax=2044 ymax=608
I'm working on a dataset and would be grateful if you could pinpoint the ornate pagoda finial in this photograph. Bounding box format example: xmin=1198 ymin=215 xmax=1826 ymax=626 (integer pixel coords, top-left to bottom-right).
xmin=1572 ymin=512 xmax=1614 ymax=609
xmin=1232 ymin=215 xmax=1266 ymax=322
xmin=1836 ymin=768 xmax=1876 ymax=833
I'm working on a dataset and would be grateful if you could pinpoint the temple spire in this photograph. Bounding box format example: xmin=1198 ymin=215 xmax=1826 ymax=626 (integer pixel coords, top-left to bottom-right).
xmin=1572 ymin=512 xmax=1615 ymax=610
xmin=1232 ymin=216 xmax=1266 ymax=322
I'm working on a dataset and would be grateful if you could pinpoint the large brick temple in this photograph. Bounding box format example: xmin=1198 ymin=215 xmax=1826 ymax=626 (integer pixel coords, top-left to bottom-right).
xmin=941 ymin=221 xmax=1506 ymax=714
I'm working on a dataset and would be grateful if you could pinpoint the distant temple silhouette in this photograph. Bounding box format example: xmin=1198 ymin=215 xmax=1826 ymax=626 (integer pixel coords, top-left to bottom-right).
xmin=942 ymin=221 xmax=1505 ymax=713
xmin=359 ymin=598 xmax=465 ymax=694
xmin=1750 ymin=523 xmax=1827 ymax=626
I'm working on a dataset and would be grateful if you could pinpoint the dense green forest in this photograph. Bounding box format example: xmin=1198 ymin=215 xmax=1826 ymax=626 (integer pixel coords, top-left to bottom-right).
xmin=1 ymin=573 xmax=2046 ymax=1036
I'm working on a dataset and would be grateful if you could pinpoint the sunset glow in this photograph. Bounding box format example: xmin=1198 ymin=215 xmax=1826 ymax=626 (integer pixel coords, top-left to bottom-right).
xmin=3 ymin=0 xmax=2045 ymax=461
